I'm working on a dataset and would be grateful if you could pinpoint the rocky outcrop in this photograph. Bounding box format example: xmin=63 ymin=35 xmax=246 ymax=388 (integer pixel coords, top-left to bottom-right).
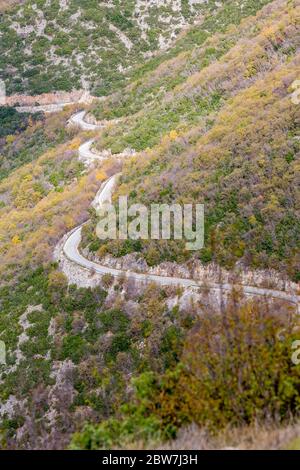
xmin=7 ymin=90 xmax=96 ymax=113
xmin=82 ymin=249 xmax=299 ymax=296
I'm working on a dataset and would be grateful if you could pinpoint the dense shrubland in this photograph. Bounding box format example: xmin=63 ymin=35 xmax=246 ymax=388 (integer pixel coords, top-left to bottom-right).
xmin=0 ymin=268 xmax=196 ymax=449
xmin=0 ymin=1 xmax=277 ymax=97
xmin=0 ymin=127 xmax=96 ymax=278
xmin=0 ymin=107 xmax=76 ymax=180
xmin=1 ymin=265 xmax=298 ymax=449
xmin=0 ymin=0 xmax=211 ymax=96
xmin=91 ymin=0 xmax=277 ymax=122
xmin=0 ymin=0 xmax=299 ymax=451
xmin=0 ymin=106 xmax=41 ymax=139
xmin=71 ymin=297 xmax=300 ymax=449
xmin=85 ymin=0 xmax=300 ymax=281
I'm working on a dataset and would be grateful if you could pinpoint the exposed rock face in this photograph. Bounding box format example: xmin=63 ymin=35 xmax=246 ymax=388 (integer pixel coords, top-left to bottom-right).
xmin=55 ymin=228 xmax=299 ymax=316
xmin=82 ymin=249 xmax=299 ymax=295
xmin=6 ymin=90 xmax=95 ymax=113
xmin=0 ymin=304 xmax=44 ymax=381
xmin=6 ymin=90 xmax=86 ymax=106
xmin=46 ymin=360 xmax=77 ymax=428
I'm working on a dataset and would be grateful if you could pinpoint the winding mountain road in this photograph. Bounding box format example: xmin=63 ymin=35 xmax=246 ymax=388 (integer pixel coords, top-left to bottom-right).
xmin=78 ymin=139 xmax=107 ymax=166
xmin=69 ymin=111 xmax=104 ymax=131
xmin=61 ymin=112 xmax=300 ymax=311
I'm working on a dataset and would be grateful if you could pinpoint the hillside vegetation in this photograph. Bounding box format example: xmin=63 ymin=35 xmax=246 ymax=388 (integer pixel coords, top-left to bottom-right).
xmin=83 ymin=0 xmax=300 ymax=281
xmin=0 ymin=0 xmax=299 ymax=451
xmin=0 ymin=0 xmax=210 ymax=96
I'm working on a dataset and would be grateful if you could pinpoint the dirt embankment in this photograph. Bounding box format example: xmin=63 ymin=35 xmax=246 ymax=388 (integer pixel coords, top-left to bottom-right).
xmin=5 ymin=90 xmax=96 ymax=108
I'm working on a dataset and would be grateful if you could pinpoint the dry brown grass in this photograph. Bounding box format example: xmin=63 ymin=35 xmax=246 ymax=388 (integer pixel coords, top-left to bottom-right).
xmin=152 ymin=422 xmax=300 ymax=450
xmin=118 ymin=421 xmax=300 ymax=451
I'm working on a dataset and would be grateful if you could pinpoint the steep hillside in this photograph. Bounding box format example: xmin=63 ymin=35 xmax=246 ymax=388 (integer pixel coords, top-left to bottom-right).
xmin=83 ymin=0 xmax=300 ymax=280
xmin=0 ymin=0 xmax=277 ymax=96
xmin=0 ymin=114 xmax=94 ymax=278
xmin=0 ymin=107 xmax=73 ymax=180
xmin=0 ymin=0 xmax=299 ymax=452
xmin=0 ymin=0 xmax=210 ymax=96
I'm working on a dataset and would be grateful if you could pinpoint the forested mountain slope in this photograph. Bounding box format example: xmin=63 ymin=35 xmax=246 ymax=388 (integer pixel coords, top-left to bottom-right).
xmin=83 ymin=0 xmax=300 ymax=280
xmin=0 ymin=0 xmax=274 ymax=95
xmin=0 ymin=0 xmax=299 ymax=451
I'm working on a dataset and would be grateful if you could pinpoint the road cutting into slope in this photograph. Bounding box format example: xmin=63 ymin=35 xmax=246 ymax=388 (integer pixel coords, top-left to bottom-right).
xmin=59 ymin=112 xmax=300 ymax=311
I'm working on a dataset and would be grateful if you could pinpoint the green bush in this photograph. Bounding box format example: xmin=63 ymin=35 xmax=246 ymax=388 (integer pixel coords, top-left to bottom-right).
xmin=152 ymin=299 xmax=300 ymax=431
xmin=70 ymin=373 xmax=162 ymax=450
xmin=61 ymin=334 xmax=87 ymax=364
xmin=71 ymin=299 xmax=300 ymax=448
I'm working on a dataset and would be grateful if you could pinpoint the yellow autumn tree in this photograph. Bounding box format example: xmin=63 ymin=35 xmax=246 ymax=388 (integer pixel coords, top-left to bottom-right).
xmin=68 ymin=138 xmax=81 ymax=151
xmin=169 ymin=130 xmax=179 ymax=140
xmin=11 ymin=235 xmax=21 ymax=245
xmin=95 ymin=169 xmax=107 ymax=181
